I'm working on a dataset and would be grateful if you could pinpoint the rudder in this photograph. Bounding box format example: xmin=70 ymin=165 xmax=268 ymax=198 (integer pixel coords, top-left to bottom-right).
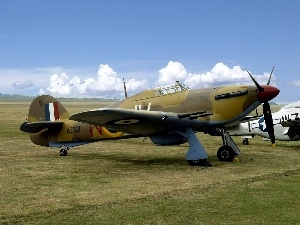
xmin=28 ymin=95 xmax=70 ymax=122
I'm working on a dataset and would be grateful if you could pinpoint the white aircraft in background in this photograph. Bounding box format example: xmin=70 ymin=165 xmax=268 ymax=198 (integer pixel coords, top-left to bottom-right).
xmin=227 ymin=101 xmax=300 ymax=145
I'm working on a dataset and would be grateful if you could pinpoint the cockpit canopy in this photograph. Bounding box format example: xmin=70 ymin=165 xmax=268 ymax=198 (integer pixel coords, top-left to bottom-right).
xmin=156 ymin=81 xmax=189 ymax=95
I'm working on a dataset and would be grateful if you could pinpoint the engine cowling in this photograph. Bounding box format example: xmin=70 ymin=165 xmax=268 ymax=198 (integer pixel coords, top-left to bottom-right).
xmin=149 ymin=133 xmax=187 ymax=146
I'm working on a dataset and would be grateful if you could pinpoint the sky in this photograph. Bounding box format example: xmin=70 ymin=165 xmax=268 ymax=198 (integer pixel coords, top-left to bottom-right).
xmin=0 ymin=0 xmax=299 ymax=103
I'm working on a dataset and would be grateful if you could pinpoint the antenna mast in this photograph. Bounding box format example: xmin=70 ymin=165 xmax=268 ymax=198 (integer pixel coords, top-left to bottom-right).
xmin=123 ymin=78 xmax=128 ymax=98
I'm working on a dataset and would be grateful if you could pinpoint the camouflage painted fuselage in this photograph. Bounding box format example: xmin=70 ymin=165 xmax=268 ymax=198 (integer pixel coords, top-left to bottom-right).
xmin=110 ymin=84 xmax=259 ymax=124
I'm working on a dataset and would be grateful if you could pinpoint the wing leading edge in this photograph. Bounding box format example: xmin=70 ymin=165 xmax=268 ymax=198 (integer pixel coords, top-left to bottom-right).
xmin=70 ymin=108 xmax=212 ymax=135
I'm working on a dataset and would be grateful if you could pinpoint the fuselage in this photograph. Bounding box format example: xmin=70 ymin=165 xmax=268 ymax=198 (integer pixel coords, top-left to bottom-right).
xmin=30 ymin=120 xmax=124 ymax=147
xmin=110 ymin=83 xmax=278 ymax=127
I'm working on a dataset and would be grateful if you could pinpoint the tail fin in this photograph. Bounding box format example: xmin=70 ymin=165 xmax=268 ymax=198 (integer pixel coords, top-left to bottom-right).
xmin=28 ymin=95 xmax=70 ymax=122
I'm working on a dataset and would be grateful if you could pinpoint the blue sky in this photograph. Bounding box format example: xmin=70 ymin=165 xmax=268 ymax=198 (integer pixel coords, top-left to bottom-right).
xmin=0 ymin=0 xmax=299 ymax=103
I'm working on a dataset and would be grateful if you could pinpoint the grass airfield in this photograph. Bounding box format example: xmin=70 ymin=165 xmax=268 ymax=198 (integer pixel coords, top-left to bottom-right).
xmin=0 ymin=102 xmax=299 ymax=224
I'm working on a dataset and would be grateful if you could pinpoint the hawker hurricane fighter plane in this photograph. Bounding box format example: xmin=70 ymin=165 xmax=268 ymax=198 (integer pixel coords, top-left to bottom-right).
xmin=69 ymin=72 xmax=280 ymax=166
xmin=228 ymin=101 xmax=300 ymax=144
xmin=20 ymin=71 xmax=280 ymax=166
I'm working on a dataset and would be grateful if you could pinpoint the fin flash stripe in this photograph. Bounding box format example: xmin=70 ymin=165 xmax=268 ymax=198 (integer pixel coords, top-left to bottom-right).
xmin=45 ymin=102 xmax=59 ymax=121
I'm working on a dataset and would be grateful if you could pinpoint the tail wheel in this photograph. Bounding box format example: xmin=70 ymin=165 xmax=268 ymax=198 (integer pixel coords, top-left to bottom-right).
xmin=59 ymin=149 xmax=67 ymax=156
xmin=217 ymin=146 xmax=236 ymax=162
xmin=243 ymin=139 xmax=249 ymax=145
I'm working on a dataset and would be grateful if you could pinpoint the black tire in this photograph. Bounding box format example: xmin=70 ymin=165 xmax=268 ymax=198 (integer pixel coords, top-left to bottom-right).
xmin=59 ymin=149 xmax=67 ymax=156
xmin=217 ymin=146 xmax=236 ymax=162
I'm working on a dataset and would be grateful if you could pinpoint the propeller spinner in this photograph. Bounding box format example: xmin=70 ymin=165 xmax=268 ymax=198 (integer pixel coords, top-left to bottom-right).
xmin=247 ymin=67 xmax=280 ymax=145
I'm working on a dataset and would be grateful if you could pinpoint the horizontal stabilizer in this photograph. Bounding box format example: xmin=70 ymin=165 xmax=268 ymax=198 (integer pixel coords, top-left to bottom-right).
xmin=281 ymin=117 xmax=300 ymax=128
xmin=240 ymin=135 xmax=253 ymax=139
xmin=20 ymin=121 xmax=64 ymax=133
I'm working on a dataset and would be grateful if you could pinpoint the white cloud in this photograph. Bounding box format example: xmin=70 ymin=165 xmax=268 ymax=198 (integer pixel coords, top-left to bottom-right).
xmin=2 ymin=62 xmax=276 ymax=98
xmin=0 ymin=67 xmax=78 ymax=94
xmin=289 ymin=80 xmax=300 ymax=87
xmin=40 ymin=64 xmax=149 ymax=98
xmin=38 ymin=88 xmax=46 ymax=95
xmin=157 ymin=62 xmax=276 ymax=89
xmin=157 ymin=61 xmax=188 ymax=85
xmin=12 ymin=80 xmax=34 ymax=89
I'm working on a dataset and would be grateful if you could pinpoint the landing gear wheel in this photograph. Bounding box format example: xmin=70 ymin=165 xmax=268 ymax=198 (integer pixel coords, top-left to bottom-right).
xmin=217 ymin=146 xmax=236 ymax=162
xmin=59 ymin=149 xmax=67 ymax=156
xmin=242 ymin=139 xmax=249 ymax=145
xmin=187 ymin=159 xmax=212 ymax=167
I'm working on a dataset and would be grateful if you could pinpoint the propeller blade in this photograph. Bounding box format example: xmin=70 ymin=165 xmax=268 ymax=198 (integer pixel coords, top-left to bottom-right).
xmin=247 ymin=71 xmax=264 ymax=92
xmin=263 ymin=102 xmax=275 ymax=145
xmin=266 ymin=66 xmax=274 ymax=85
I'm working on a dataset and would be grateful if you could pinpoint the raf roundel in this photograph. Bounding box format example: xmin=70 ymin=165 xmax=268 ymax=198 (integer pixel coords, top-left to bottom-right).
xmin=106 ymin=117 xmax=147 ymax=126
xmin=113 ymin=119 xmax=140 ymax=125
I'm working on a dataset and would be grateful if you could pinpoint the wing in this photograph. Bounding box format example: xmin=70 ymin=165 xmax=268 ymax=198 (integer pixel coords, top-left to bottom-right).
xmin=20 ymin=121 xmax=64 ymax=133
xmin=70 ymin=108 xmax=212 ymax=135
xmin=281 ymin=117 xmax=300 ymax=131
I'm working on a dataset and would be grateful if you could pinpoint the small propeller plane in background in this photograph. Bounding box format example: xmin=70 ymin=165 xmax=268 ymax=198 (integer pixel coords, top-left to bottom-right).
xmin=227 ymin=101 xmax=300 ymax=144
xmin=21 ymin=70 xmax=280 ymax=166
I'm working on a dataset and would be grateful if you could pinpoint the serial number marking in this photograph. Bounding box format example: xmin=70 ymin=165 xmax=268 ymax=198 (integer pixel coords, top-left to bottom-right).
xmin=67 ymin=126 xmax=80 ymax=134
xmin=280 ymin=113 xmax=299 ymax=122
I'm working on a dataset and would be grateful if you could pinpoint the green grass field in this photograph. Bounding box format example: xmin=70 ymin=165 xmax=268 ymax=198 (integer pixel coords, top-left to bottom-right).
xmin=0 ymin=102 xmax=299 ymax=224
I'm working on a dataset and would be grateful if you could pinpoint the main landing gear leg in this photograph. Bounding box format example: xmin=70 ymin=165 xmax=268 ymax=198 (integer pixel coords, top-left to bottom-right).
xmin=59 ymin=144 xmax=69 ymax=156
xmin=217 ymin=129 xmax=240 ymax=162
xmin=176 ymin=128 xmax=211 ymax=166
